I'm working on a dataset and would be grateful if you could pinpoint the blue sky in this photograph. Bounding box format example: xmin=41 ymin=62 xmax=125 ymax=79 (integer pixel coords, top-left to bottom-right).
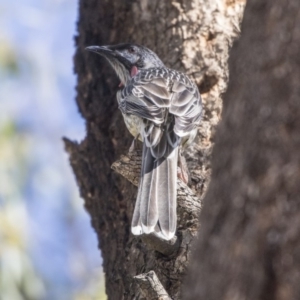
xmin=0 ymin=0 xmax=104 ymax=299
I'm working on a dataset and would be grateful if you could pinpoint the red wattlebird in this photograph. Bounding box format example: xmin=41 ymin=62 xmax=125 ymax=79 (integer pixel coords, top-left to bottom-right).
xmin=86 ymin=44 xmax=202 ymax=240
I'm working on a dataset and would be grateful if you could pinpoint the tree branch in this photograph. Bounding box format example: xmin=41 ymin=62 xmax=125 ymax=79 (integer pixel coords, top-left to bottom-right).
xmin=134 ymin=271 xmax=171 ymax=300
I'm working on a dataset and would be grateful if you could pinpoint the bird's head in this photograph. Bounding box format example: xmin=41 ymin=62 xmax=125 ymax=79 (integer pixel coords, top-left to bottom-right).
xmin=85 ymin=43 xmax=165 ymax=86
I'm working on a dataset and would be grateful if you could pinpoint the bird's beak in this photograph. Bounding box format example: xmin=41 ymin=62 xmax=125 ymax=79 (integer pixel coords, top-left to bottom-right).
xmin=85 ymin=45 xmax=132 ymax=85
xmin=85 ymin=45 xmax=131 ymax=70
xmin=85 ymin=45 xmax=115 ymax=57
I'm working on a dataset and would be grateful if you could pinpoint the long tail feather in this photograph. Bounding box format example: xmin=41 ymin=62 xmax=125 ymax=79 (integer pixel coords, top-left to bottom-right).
xmin=131 ymin=139 xmax=178 ymax=240
xmin=157 ymin=147 xmax=178 ymax=239
xmin=132 ymin=143 xmax=158 ymax=234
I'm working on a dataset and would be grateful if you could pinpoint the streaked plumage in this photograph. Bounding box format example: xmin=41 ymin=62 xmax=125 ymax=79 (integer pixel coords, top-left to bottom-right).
xmin=86 ymin=44 xmax=202 ymax=240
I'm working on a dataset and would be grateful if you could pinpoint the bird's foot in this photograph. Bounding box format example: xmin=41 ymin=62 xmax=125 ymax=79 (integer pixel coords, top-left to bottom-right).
xmin=129 ymin=139 xmax=136 ymax=153
xmin=129 ymin=134 xmax=140 ymax=153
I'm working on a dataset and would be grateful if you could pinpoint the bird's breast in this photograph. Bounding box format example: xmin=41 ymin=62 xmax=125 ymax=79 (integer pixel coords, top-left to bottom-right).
xmin=122 ymin=113 xmax=143 ymax=141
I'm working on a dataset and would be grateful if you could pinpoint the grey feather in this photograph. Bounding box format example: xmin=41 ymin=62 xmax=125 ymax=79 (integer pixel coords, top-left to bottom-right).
xmin=139 ymin=144 xmax=158 ymax=233
xmin=141 ymin=82 xmax=169 ymax=99
xmin=156 ymin=148 xmax=178 ymax=238
xmin=171 ymin=89 xmax=195 ymax=107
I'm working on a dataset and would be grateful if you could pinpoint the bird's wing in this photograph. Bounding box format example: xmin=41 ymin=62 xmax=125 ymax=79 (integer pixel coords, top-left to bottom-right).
xmin=119 ymin=75 xmax=170 ymax=125
xmin=119 ymin=68 xmax=202 ymax=137
xmin=169 ymin=74 xmax=202 ymax=137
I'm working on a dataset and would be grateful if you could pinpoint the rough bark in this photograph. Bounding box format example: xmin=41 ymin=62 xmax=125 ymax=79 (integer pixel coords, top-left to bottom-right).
xmin=184 ymin=0 xmax=300 ymax=299
xmin=65 ymin=1 xmax=245 ymax=299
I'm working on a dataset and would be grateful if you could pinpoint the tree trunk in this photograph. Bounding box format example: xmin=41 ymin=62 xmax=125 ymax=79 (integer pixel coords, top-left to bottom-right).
xmin=65 ymin=1 xmax=244 ymax=299
xmin=184 ymin=0 xmax=300 ymax=299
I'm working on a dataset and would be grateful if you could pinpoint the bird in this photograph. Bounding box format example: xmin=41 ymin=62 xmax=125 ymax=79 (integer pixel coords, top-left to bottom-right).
xmin=86 ymin=43 xmax=202 ymax=240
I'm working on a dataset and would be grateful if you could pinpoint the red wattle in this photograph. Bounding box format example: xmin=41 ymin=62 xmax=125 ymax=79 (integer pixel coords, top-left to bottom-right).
xmin=130 ymin=66 xmax=138 ymax=77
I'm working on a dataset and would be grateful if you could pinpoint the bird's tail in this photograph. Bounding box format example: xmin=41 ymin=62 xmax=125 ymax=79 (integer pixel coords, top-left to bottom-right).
xmin=131 ymin=129 xmax=179 ymax=240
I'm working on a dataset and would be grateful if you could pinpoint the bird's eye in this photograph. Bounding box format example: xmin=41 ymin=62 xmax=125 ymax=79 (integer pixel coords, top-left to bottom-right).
xmin=128 ymin=47 xmax=135 ymax=53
